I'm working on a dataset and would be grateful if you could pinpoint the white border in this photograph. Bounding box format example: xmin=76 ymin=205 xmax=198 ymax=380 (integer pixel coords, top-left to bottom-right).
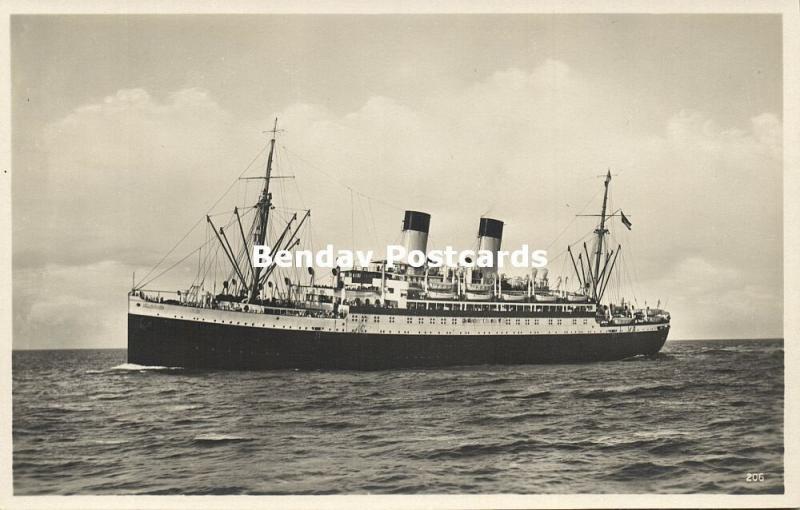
xmin=1 ymin=1 xmax=797 ymax=508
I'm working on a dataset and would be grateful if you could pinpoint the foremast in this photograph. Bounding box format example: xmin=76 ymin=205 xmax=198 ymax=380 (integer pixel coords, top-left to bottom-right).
xmin=203 ymin=118 xmax=300 ymax=303
xmin=248 ymin=118 xmax=279 ymax=302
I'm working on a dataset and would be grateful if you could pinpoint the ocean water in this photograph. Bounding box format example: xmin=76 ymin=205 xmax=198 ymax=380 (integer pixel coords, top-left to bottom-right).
xmin=12 ymin=339 xmax=783 ymax=495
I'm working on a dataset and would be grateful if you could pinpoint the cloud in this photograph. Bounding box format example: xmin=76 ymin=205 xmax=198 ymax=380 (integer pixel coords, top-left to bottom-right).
xmin=13 ymin=59 xmax=782 ymax=347
xmin=13 ymin=261 xmax=134 ymax=349
xmin=14 ymin=87 xmax=260 ymax=269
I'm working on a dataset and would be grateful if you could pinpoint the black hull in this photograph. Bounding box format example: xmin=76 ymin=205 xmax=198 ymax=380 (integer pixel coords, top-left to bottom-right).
xmin=128 ymin=314 xmax=669 ymax=370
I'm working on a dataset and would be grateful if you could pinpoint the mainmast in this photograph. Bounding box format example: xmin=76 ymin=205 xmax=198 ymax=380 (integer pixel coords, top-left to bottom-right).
xmin=248 ymin=118 xmax=279 ymax=302
xmin=593 ymin=170 xmax=612 ymax=300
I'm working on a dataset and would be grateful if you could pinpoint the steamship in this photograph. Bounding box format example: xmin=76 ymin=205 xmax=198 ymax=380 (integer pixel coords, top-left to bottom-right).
xmin=128 ymin=121 xmax=670 ymax=370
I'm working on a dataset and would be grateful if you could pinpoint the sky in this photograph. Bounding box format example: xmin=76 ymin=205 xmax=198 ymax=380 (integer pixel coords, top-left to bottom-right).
xmin=11 ymin=14 xmax=783 ymax=348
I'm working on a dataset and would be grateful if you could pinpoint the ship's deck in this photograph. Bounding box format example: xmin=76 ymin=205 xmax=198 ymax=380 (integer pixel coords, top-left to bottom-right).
xmin=131 ymin=292 xmax=668 ymax=326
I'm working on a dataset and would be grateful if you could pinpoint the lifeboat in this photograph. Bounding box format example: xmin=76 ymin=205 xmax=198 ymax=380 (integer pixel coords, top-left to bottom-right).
xmin=646 ymin=313 xmax=669 ymax=324
xmin=567 ymin=294 xmax=589 ymax=302
xmin=610 ymin=316 xmax=635 ymax=326
xmin=534 ymin=294 xmax=557 ymax=303
xmin=426 ymin=280 xmax=456 ymax=299
xmin=428 ymin=291 xmax=456 ymax=300
xmin=501 ymin=290 xmax=527 ymax=302
xmin=428 ymin=280 xmax=456 ymax=291
xmin=465 ymin=282 xmax=492 ymax=301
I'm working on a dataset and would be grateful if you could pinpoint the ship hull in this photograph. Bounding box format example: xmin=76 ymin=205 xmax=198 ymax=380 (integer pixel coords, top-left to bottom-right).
xmin=128 ymin=313 xmax=669 ymax=370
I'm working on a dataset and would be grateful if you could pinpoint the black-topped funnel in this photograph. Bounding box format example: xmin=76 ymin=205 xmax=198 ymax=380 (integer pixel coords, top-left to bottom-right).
xmin=401 ymin=210 xmax=431 ymax=263
xmin=478 ymin=217 xmax=504 ymax=240
xmin=477 ymin=217 xmax=504 ymax=278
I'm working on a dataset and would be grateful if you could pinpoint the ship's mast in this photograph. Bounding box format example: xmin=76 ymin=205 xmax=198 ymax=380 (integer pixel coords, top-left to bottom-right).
xmin=248 ymin=118 xmax=279 ymax=302
xmin=593 ymin=170 xmax=612 ymax=300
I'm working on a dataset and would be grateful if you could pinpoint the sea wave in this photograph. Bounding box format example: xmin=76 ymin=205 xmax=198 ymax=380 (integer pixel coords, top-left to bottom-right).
xmin=603 ymin=461 xmax=686 ymax=481
xmin=164 ymin=404 xmax=205 ymax=412
xmin=574 ymin=383 xmax=687 ymax=399
xmin=193 ymin=433 xmax=255 ymax=443
xmin=88 ymin=438 xmax=131 ymax=446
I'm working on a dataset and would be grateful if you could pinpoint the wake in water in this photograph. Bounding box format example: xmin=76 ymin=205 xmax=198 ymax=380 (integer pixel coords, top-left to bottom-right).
xmin=86 ymin=363 xmax=183 ymax=374
xmin=111 ymin=363 xmax=182 ymax=371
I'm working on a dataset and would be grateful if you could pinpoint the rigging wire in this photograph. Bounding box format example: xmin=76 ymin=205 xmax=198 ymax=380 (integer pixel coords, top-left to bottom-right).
xmin=138 ymin=241 xmax=210 ymax=291
xmin=546 ymin=228 xmax=596 ymax=266
xmin=279 ymin=144 xmax=404 ymax=211
xmin=279 ymin=143 xmax=323 ymax=267
xmin=367 ymin=197 xmax=380 ymax=250
xmin=137 ymin=209 xmax=248 ymax=289
xmin=545 ymin=185 xmax=604 ymax=252
xmin=135 ymin=144 xmax=270 ymax=288
xmin=355 ymin=192 xmax=379 ymax=250
xmin=350 ymin=188 xmax=355 ymax=252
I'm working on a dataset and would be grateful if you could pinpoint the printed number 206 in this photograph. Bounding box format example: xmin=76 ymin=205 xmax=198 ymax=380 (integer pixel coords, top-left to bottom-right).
xmin=746 ymin=473 xmax=765 ymax=482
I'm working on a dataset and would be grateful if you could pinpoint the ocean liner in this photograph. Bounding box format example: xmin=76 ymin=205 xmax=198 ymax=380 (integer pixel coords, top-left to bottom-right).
xmin=128 ymin=121 xmax=670 ymax=370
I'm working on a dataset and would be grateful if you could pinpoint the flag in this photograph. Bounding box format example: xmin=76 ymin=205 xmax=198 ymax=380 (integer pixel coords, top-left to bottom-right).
xmin=621 ymin=211 xmax=632 ymax=230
